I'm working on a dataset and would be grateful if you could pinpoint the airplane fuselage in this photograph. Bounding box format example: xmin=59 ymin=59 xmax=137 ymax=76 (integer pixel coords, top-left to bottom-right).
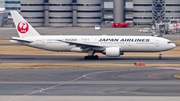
xmin=12 ymin=35 xmax=176 ymax=53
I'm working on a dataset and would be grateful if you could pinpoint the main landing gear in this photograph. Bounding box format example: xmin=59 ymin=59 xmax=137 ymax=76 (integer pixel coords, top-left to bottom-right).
xmin=84 ymin=50 xmax=99 ymax=60
xmin=84 ymin=55 xmax=99 ymax=60
xmin=158 ymin=51 xmax=164 ymax=60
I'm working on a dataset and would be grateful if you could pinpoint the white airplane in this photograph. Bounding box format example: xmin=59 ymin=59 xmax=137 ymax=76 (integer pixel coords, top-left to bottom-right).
xmin=10 ymin=11 xmax=176 ymax=60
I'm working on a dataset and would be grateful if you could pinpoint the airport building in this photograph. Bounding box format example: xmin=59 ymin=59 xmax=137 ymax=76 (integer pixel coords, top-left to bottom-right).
xmin=0 ymin=0 xmax=5 ymax=8
xmin=133 ymin=0 xmax=180 ymax=25
xmin=21 ymin=0 xmax=104 ymax=26
xmin=0 ymin=13 xmax=8 ymax=26
xmin=19 ymin=0 xmax=180 ymax=27
xmin=5 ymin=0 xmax=20 ymax=18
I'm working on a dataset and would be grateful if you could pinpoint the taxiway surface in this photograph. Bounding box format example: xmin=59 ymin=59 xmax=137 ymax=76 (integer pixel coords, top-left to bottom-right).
xmin=0 ymin=67 xmax=180 ymax=101
xmin=0 ymin=55 xmax=180 ymax=64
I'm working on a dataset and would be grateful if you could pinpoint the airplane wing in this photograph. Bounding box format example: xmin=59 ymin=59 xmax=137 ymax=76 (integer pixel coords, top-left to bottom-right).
xmin=10 ymin=37 xmax=33 ymax=43
xmin=58 ymin=40 xmax=104 ymax=49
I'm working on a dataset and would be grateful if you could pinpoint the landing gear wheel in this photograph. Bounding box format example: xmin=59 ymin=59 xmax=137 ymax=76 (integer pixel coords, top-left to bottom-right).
xmin=94 ymin=55 xmax=99 ymax=59
xmin=158 ymin=56 xmax=162 ymax=60
xmin=84 ymin=56 xmax=88 ymax=60
xmin=84 ymin=50 xmax=99 ymax=60
xmin=158 ymin=51 xmax=164 ymax=60
xmin=84 ymin=55 xmax=99 ymax=60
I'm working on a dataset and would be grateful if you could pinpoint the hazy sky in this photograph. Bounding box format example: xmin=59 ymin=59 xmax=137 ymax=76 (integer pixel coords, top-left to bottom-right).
xmin=104 ymin=2 xmax=133 ymax=8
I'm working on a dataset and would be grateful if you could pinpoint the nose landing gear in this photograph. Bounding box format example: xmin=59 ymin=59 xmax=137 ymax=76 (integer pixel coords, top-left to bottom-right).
xmin=158 ymin=55 xmax=162 ymax=60
xmin=158 ymin=51 xmax=164 ymax=60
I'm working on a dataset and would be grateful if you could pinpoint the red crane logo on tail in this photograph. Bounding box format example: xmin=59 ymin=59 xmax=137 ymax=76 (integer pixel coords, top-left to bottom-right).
xmin=17 ymin=21 xmax=29 ymax=34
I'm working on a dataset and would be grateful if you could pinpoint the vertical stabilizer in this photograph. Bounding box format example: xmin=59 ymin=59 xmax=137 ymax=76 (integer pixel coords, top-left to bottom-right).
xmin=10 ymin=10 xmax=40 ymax=38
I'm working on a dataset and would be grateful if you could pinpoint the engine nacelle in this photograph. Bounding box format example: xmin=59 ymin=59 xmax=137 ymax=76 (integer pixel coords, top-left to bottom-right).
xmin=105 ymin=47 xmax=121 ymax=57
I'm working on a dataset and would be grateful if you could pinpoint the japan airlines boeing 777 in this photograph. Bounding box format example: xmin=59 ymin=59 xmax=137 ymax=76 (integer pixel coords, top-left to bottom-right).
xmin=10 ymin=11 xmax=176 ymax=60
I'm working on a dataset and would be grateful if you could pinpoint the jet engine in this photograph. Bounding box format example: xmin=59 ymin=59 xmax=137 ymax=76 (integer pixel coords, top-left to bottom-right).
xmin=105 ymin=47 xmax=122 ymax=57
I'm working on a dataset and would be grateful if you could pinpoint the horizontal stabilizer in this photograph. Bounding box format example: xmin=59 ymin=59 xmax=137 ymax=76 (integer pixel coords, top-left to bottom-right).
xmin=10 ymin=37 xmax=33 ymax=43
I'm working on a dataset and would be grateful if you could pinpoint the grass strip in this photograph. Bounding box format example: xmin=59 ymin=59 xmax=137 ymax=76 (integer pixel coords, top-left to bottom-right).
xmin=174 ymin=74 xmax=180 ymax=79
xmin=0 ymin=63 xmax=180 ymax=69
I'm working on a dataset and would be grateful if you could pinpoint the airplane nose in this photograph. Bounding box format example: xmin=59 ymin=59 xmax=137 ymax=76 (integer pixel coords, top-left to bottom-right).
xmin=166 ymin=42 xmax=176 ymax=50
xmin=173 ymin=43 xmax=176 ymax=48
xmin=171 ymin=43 xmax=176 ymax=49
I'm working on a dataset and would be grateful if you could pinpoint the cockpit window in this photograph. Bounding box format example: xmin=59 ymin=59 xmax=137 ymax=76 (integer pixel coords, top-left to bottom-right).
xmin=167 ymin=41 xmax=172 ymax=44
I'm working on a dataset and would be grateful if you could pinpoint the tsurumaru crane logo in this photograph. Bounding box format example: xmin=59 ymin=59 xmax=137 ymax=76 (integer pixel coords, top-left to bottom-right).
xmin=17 ymin=21 xmax=29 ymax=34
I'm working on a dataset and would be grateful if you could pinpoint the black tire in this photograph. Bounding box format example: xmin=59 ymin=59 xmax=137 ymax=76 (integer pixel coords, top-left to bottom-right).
xmin=94 ymin=55 xmax=99 ymax=59
xmin=158 ymin=56 xmax=162 ymax=60
xmin=84 ymin=55 xmax=99 ymax=60
xmin=84 ymin=56 xmax=88 ymax=60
